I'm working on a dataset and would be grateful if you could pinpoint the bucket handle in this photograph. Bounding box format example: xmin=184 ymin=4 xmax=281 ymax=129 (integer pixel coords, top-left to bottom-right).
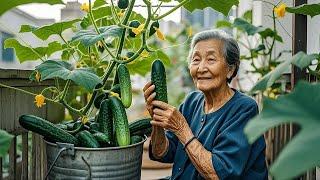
xmin=45 ymin=142 xmax=75 ymax=180
xmin=81 ymin=156 xmax=92 ymax=179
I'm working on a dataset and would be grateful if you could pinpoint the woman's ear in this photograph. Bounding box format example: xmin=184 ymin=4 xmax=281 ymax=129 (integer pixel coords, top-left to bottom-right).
xmin=227 ymin=65 xmax=236 ymax=79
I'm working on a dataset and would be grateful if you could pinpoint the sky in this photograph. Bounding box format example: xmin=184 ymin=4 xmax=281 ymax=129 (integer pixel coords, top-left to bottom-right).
xmin=18 ymin=0 xmax=181 ymax=22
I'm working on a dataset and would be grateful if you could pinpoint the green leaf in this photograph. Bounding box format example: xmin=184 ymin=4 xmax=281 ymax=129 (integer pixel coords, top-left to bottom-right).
xmin=4 ymin=39 xmax=62 ymax=63
xmin=0 ymin=130 xmax=13 ymax=158
xmin=71 ymin=25 xmax=123 ymax=47
xmin=93 ymin=0 xmax=108 ymax=8
xmin=127 ymin=50 xmax=170 ymax=76
xmin=0 ymin=0 xmax=63 ymax=16
xmin=216 ymin=20 xmax=232 ymax=28
xmin=244 ymin=81 xmax=320 ymax=179
xmin=286 ymin=3 xmax=320 ymax=18
xmin=19 ymin=25 xmax=38 ymax=33
xmin=36 ymin=60 xmax=102 ymax=92
xmin=159 ymin=0 xmax=172 ymax=2
xmin=291 ymin=53 xmax=319 ymax=69
xmin=258 ymin=28 xmax=283 ymax=42
xmin=20 ymin=19 xmax=80 ymax=40
xmin=176 ymin=0 xmax=239 ymax=16
xmin=233 ymin=18 xmax=264 ymax=35
xmin=250 ymin=52 xmax=318 ymax=92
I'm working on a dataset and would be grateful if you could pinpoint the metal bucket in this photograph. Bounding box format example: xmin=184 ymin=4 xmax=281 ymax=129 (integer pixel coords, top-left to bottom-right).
xmin=45 ymin=136 xmax=147 ymax=180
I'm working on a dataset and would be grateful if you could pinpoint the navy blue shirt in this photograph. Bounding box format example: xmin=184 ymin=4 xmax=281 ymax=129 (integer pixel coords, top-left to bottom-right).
xmin=149 ymin=89 xmax=268 ymax=180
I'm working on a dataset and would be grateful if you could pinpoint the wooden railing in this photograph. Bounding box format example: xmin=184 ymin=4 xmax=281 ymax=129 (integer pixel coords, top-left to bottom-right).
xmin=0 ymin=69 xmax=64 ymax=180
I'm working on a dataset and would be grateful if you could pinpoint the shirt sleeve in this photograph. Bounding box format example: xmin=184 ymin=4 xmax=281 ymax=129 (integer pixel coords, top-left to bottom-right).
xmin=148 ymin=103 xmax=184 ymax=163
xmin=211 ymin=103 xmax=259 ymax=179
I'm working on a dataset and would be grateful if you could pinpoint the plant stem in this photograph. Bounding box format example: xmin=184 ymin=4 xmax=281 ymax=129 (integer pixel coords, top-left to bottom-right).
xmin=60 ymin=80 xmax=71 ymax=100
xmin=89 ymin=0 xmax=116 ymax=59
xmin=110 ymin=0 xmax=121 ymax=24
xmin=0 ymin=83 xmax=57 ymax=103
xmin=82 ymin=0 xmax=137 ymax=115
xmin=153 ymin=0 xmax=190 ymax=21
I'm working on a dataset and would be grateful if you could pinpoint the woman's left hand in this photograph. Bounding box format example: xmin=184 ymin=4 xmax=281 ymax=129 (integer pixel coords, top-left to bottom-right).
xmin=151 ymin=100 xmax=188 ymax=135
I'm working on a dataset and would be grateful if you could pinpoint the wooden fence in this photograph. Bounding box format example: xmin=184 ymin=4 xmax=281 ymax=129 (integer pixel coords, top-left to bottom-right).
xmin=0 ymin=69 xmax=64 ymax=180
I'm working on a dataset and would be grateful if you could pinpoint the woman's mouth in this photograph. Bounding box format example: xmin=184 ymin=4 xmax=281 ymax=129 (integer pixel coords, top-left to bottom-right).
xmin=197 ymin=77 xmax=212 ymax=80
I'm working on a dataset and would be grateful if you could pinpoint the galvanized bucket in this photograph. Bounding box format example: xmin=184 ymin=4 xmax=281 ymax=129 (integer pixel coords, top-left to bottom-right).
xmin=45 ymin=136 xmax=147 ymax=180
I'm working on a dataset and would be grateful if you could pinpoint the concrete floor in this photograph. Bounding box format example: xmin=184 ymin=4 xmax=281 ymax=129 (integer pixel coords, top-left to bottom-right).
xmin=141 ymin=168 xmax=172 ymax=180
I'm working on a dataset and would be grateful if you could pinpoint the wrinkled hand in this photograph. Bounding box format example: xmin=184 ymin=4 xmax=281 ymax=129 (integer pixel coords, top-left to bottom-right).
xmin=151 ymin=100 xmax=188 ymax=135
xmin=143 ymin=81 xmax=156 ymax=117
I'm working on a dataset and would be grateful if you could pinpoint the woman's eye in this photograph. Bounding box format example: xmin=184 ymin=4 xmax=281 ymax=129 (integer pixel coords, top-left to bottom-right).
xmin=192 ymin=58 xmax=200 ymax=62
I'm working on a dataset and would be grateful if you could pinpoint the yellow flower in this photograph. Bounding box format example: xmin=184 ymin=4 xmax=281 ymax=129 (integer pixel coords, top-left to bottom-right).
xmin=35 ymin=71 xmax=41 ymax=82
xmin=81 ymin=3 xmax=89 ymax=13
xmin=274 ymin=3 xmax=287 ymax=18
xmin=109 ymin=91 xmax=120 ymax=98
xmin=132 ymin=24 xmax=145 ymax=36
xmin=117 ymin=11 xmax=124 ymax=18
xmin=81 ymin=116 xmax=88 ymax=124
xmin=155 ymin=27 xmax=165 ymax=41
xmin=187 ymin=26 xmax=192 ymax=37
xmin=140 ymin=50 xmax=149 ymax=58
xmin=34 ymin=94 xmax=46 ymax=108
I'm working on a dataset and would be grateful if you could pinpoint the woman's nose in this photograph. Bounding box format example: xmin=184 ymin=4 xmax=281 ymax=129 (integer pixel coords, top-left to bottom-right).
xmin=197 ymin=60 xmax=208 ymax=72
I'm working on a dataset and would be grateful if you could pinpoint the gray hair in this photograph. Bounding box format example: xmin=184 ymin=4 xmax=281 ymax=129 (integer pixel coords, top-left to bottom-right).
xmin=188 ymin=29 xmax=240 ymax=83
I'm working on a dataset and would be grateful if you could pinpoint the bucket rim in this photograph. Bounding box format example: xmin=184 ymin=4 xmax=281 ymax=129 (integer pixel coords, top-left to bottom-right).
xmin=45 ymin=135 xmax=147 ymax=151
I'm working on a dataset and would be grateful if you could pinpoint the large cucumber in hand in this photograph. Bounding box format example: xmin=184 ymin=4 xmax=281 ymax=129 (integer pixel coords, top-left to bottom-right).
xmin=151 ymin=59 xmax=168 ymax=103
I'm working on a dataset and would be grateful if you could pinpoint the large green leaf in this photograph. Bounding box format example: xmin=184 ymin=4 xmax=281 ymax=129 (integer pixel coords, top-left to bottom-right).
xmin=127 ymin=50 xmax=171 ymax=76
xmin=250 ymin=52 xmax=319 ymax=92
xmin=4 ymin=39 xmax=62 ymax=63
xmin=175 ymin=0 xmax=238 ymax=16
xmin=19 ymin=19 xmax=80 ymax=40
xmin=71 ymin=25 xmax=123 ymax=47
xmin=244 ymin=81 xmax=320 ymax=179
xmin=0 ymin=130 xmax=13 ymax=158
xmin=286 ymin=3 xmax=320 ymax=18
xmin=258 ymin=28 xmax=283 ymax=42
xmin=36 ymin=60 xmax=102 ymax=92
xmin=0 ymin=0 xmax=63 ymax=16
xmin=233 ymin=18 xmax=264 ymax=35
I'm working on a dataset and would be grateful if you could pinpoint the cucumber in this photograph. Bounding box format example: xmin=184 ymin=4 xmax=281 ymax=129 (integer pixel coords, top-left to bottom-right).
xmin=149 ymin=21 xmax=159 ymax=37
xmin=76 ymin=130 xmax=100 ymax=148
xmin=151 ymin=59 xmax=168 ymax=103
xmin=94 ymin=93 xmax=108 ymax=109
xmin=55 ymin=124 xmax=68 ymax=130
xmin=109 ymin=96 xmax=130 ymax=146
xmin=96 ymin=99 xmax=113 ymax=143
xmin=89 ymin=122 xmax=100 ymax=132
xmin=117 ymin=0 xmax=128 ymax=9
xmin=117 ymin=64 xmax=132 ymax=108
xmin=131 ymin=127 xmax=152 ymax=137
xmin=93 ymin=132 xmax=111 ymax=146
xmin=19 ymin=115 xmax=78 ymax=145
xmin=128 ymin=20 xmax=141 ymax=37
xmin=111 ymin=84 xmax=121 ymax=95
xmin=130 ymin=135 xmax=143 ymax=145
xmin=129 ymin=118 xmax=151 ymax=135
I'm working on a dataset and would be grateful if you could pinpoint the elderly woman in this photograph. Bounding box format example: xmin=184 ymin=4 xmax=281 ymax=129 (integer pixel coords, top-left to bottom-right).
xmin=143 ymin=29 xmax=267 ymax=180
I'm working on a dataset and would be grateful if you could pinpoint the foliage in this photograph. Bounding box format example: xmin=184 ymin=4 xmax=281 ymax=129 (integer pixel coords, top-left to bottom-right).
xmin=0 ymin=130 xmax=13 ymax=158
xmin=241 ymin=2 xmax=320 ymax=179
xmin=0 ymin=0 xmax=63 ymax=16
xmin=245 ymin=81 xmax=320 ymax=179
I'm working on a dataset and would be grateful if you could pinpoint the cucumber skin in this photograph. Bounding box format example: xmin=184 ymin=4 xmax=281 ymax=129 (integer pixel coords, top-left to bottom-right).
xmin=117 ymin=64 xmax=132 ymax=108
xmin=109 ymin=96 xmax=130 ymax=147
xmin=76 ymin=130 xmax=100 ymax=148
xmin=151 ymin=59 xmax=168 ymax=103
xmin=129 ymin=118 xmax=151 ymax=135
xmin=96 ymin=99 xmax=113 ymax=143
xmin=19 ymin=115 xmax=78 ymax=145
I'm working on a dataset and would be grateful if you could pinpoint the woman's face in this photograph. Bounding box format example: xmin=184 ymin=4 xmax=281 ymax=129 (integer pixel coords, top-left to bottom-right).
xmin=189 ymin=39 xmax=233 ymax=92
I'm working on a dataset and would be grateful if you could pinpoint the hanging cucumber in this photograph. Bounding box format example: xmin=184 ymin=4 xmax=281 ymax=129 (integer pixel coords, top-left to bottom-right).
xmin=149 ymin=21 xmax=159 ymax=37
xmin=151 ymin=59 xmax=168 ymax=103
xmin=117 ymin=64 xmax=132 ymax=108
xmin=128 ymin=20 xmax=141 ymax=37
xmin=109 ymin=96 xmax=130 ymax=147
xmin=117 ymin=0 xmax=129 ymax=9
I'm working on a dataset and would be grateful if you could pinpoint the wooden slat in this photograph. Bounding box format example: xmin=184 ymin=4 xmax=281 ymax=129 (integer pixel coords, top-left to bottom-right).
xmin=8 ymin=136 xmax=16 ymax=180
xmin=22 ymin=132 xmax=28 ymax=180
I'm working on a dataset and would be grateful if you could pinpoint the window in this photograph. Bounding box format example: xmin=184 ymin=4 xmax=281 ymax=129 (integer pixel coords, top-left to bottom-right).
xmin=1 ymin=31 xmax=14 ymax=62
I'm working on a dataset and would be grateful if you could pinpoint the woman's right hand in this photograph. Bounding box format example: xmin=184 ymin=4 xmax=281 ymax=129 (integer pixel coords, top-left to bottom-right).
xmin=143 ymin=81 xmax=156 ymax=117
